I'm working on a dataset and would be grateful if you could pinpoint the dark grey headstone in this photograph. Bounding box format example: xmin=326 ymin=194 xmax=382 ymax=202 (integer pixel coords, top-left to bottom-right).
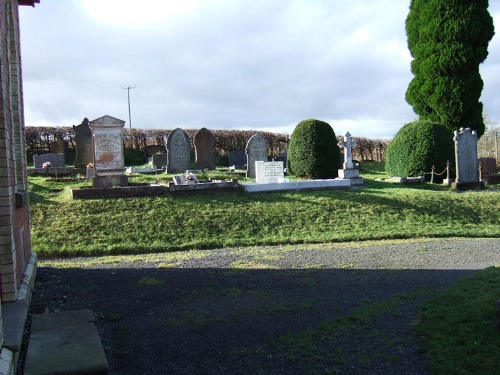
xmin=73 ymin=118 xmax=93 ymax=169
xmin=479 ymin=157 xmax=496 ymax=175
xmin=167 ymin=128 xmax=191 ymax=173
xmin=454 ymin=128 xmax=479 ymax=183
xmin=228 ymin=151 xmax=247 ymax=169
xmin=194 ymin=128 xmax=215 ymax=170
xmin=151 ymin=154 xmax=168 ymax=168
xmin=33 ymin=153 xmax=65 ymax=168
xmin=246 ymin=134 xmax=268 ymax=178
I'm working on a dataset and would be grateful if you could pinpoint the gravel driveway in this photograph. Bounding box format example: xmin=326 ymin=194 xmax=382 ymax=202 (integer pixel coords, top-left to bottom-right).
xmin=29 ymin=238 xmax=500 ymax=375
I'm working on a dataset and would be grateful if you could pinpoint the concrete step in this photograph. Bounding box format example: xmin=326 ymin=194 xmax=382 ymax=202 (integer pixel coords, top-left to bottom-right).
xmin=24 ymin=309 xmax=109 ymax=375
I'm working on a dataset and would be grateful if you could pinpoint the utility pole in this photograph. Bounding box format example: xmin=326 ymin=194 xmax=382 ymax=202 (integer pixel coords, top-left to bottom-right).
xmin=122 ymin=85 xmax=135 ymax=129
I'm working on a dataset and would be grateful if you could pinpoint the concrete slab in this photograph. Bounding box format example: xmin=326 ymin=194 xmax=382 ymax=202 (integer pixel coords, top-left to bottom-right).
xmin=2 ymin=299 xmax=30 ymax=352
xmin=24 ymin=309 xmax=109 ymax=375
xmin=242 ymin=178 xmax=351 ymax=193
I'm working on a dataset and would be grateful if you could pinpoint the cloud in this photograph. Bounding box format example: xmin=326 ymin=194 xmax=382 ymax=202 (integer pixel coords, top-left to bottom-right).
xmin=19 ymin=1 xmax=500 ymax=138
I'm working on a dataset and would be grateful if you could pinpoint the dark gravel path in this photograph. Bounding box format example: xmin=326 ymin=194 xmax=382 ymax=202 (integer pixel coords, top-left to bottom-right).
xmin=29 ymin=239 xmax=500 ymax=375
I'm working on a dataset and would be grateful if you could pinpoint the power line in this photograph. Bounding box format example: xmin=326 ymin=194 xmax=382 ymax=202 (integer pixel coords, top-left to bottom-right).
xmin=122 ymin=85 xmax=136 ymax=129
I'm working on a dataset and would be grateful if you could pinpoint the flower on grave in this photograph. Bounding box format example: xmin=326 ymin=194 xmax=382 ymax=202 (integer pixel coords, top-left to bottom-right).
xmin=185 ymin=172 xmax=196 ymax=181
xmin=87 ymin=162 xmax=94 ymax=168
xmin=42 ymin=161 xmax=51 ymax=169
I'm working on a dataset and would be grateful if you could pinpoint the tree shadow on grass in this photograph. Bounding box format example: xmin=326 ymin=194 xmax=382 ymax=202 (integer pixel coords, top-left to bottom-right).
xmin=31 ymin=264 xmax=484 ymax=375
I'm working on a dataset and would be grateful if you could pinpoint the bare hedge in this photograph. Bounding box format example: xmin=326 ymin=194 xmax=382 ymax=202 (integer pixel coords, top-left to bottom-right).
xmin=25 ymin=126 xmax=388 ymax=162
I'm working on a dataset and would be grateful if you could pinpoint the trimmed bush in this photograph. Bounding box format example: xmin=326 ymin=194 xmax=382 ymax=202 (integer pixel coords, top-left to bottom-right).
xmin=386 ymin=120 xmax=455 ymax=178
xmin=287 ymin=119 xmax=341 ymax=179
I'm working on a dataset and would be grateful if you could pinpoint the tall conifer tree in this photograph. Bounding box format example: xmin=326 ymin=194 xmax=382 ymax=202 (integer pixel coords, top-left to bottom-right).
xmin=405 ymin=0 xmax=494 ymax=137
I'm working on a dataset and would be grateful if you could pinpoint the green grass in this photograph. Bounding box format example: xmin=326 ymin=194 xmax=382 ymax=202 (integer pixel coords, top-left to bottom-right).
xmin=28 ymin=164 xmax=500 ymax=257
xmin=417 ymin=266 xmax=500 ymax=374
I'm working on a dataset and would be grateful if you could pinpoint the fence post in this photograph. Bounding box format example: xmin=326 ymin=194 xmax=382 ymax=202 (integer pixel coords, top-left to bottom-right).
xmin=446 ymin=160 xmax=450 ymax=180
xmin=431 ymin=165 xmax=435 ymax=184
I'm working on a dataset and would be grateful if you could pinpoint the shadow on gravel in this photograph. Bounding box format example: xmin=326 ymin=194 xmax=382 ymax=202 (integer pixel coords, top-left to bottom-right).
xmin=31 ymin=266 xmax=477 ymax=375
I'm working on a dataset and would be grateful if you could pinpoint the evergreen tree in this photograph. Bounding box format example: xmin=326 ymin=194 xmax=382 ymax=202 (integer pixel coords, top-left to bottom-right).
xmin=405 ymin=0 xmax=494 ymax=137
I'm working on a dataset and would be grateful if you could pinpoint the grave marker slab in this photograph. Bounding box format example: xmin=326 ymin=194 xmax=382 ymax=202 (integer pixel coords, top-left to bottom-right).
xmin=89 ymin=115 xmax=128 ymax=188
xmin=246 ymin=134 xmax=268 ymax=178
xmin=452 ymin=128 xmax=483 ymax=190
xmin=194 ymin=127 xmax=215 ymax=170
xmin=167 ymin=128 xmax=191 ymax=173
xmin=151 ymin=154 xmax=168 ymax=169
xmin=33 ymin=153 xmax=65 ymax=169
xmin=228 ymin=150 xmax=246 ymax=169
xmin=73 ymin=118 xmax=93 ymax=169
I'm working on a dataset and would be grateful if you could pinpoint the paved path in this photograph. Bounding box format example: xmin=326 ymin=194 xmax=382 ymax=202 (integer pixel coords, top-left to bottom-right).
xmin=30 ymin=238 xmax=500 ymax=375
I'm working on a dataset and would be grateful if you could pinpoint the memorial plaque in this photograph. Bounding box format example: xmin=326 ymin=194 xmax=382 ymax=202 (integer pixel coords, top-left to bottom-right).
xmin=255 ymin=161 xmax=285 ymax=184
xmin=94 ymin=133 xmax=123 ymax=170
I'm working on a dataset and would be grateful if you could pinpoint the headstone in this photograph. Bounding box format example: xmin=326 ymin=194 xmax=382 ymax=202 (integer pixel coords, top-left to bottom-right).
xmin=73 ymin=118 xmax=94 ymax=169
xmin=50 ymin=140 xmax=69 ymax=163
xmin=166 ymin=128 xmax=191 ymax=173
xmin=194 ymin=127 xmax=215 ymax=170
xmin=338 ymin=132 xmax=357 ymax=169
xmin=452 ymin=127 xmax=483 ymax=190
xmin=478 ymin=157 xmax=497 ymax=176
xmin=338 ymin=132 xmax=363 ymax=186
xmin=151 ymin=154 xmax=168 ymax=169
xmin=246 ymin=134 xmax=268 ymax=178
xmin=33 ymin=153 xmax=65 ymax=169
xmin=255 ymin=161 xmax=285 ymax=184
xmin=228 ymin=150 xmax=246 ymax=169
xmin=89 ymin=115 xmax=128 ymax=188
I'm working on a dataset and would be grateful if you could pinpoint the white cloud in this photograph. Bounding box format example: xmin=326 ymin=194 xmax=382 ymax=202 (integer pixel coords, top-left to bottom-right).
xmin=19 ymin=1 xmax=500 ymax=137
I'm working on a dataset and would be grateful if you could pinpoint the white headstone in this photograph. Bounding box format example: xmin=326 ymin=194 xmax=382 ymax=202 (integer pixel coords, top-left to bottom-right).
xmin=255 ymin=161 xmax=285 ymax=184
xmin=338 ymin=132 xmax=357 ymax=169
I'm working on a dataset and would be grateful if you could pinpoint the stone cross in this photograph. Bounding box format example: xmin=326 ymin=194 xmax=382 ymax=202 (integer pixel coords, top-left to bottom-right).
xmin=338 ymin=132 xmax=357 ymax=169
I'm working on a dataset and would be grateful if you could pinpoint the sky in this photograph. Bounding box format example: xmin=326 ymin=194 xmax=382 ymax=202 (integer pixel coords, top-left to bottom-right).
xmin=19 ymin=0 xmax=500 ymax=139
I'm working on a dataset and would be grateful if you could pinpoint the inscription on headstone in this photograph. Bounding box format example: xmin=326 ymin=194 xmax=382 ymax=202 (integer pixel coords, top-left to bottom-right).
xmin=194 ymin=127 xmax=215 ymax=170
xmin=73 ymin=118 xmax=93 ymax=169
xmin=255 ymin=161 xmax=285 ymax=184
xmin=167 ymin=128 xmax=191 ymax=173
xmin=246 ymin=134 xmax=268 ymax=178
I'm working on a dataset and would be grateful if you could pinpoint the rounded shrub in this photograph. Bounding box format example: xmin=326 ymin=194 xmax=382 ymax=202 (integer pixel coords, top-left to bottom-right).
xmin=287 ymin=119 xmax=341 ymax=179
xmin=386 ymin=120 xmax=455 ymax=178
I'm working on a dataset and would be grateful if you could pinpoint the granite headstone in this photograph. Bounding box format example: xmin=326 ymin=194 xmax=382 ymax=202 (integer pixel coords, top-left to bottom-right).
xmin=73 ymin=118 xmax=93 ymax=169
xmin=246 ymin=134 xmax=268 ymax=178
xmin=167 ymin=128 xmax=191 ymax=173
xmin=194 ymin=127 xmax=215 ymax=170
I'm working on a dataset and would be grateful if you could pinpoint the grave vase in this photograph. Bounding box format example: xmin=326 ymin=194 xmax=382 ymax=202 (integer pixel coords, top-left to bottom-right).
xmin=86 ymin=167 xmax=96 ymax=179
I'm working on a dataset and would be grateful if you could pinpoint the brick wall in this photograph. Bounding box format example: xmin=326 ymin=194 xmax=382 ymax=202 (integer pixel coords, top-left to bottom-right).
xmin=0 ymin=0 xmax=32 ymax=304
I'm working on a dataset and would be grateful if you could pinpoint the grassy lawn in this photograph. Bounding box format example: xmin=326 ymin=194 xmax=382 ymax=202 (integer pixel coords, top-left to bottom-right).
xmin=29 ymin=162 xmax=500 ymax=257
